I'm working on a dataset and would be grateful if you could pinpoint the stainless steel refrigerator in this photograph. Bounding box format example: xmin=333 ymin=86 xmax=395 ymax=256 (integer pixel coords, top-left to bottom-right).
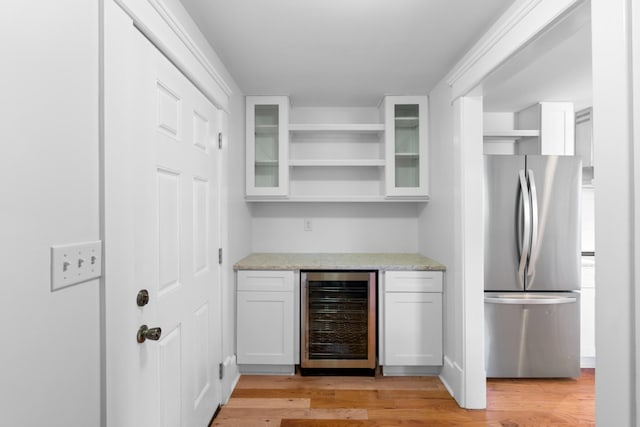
xmin=484 ymin=155 xmax=581 ymax=378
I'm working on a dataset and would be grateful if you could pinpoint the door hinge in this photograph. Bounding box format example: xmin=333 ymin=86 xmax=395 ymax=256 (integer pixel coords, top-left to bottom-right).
xmin=218 ymin=132 xmax=222 ymax=149
xmin=219 ymin=362 xmax=224 ymax=380
xmin=218 ymin=248 xmax=222 ymax=265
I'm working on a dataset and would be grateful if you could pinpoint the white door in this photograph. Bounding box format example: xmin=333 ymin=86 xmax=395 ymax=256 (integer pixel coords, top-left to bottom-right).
xmin=105 ymin=5 xmax=221 ymax=426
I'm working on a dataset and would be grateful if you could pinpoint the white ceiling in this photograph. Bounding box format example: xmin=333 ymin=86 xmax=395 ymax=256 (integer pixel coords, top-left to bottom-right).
xmin=180 ymin=0 xmax=514 ymax=106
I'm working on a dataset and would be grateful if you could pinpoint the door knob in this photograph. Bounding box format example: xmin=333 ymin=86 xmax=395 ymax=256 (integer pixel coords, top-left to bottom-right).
xmin=137 ymin=324 xmax=162 ymax=343
xmin=136 ymin=289 xmax=150 ymax=307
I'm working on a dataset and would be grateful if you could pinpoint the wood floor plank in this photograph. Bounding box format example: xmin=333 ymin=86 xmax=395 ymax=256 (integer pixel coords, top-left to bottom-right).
xmin=211 ymin=369 xmax=595 ymax=427
xmin=225 ymin=397 xmax=311 ymax=409
xmin=280 ymin=420 xmax=371 ymax=427
xmin=232 ymin=388 xmax=336 ymax=400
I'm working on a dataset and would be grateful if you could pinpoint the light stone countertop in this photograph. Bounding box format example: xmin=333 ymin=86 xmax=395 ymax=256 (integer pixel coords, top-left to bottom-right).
xmin=233 ymin=253 xmax=446 ymax=271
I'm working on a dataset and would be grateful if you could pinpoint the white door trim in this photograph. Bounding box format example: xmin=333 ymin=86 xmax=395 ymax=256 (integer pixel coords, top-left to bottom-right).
xmin=446 ymin=0 xmax=583 ymax=100
xmin=110 ymin=0 xmax=232 ymax=111
xmin=102 ymin=1 xmax=227 ymax=425
xmin=592 ymin=0 xmax=638 ymax=425
xmin=455 ymin=96 xmax=485 ymax=409
xmin=442 ymin=0 xmax=585 ymax=410
xmin=632 ymin=2 xmax=640 ymax=422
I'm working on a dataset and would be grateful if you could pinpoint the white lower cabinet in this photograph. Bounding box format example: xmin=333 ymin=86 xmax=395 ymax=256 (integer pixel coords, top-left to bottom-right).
xmin=236 ymin=270 xmax=296 ymax=367
xmin=383 ymin=271 xmax=443 ymax=368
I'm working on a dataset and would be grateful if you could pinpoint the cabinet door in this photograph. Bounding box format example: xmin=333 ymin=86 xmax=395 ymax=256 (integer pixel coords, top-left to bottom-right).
xmin=384 ymin=96 xmax=429 ymax=198
xmin=237 ymin=290 xmax=294 ymax=365
xmin=246 ymin=96 xmax=289 ymax=198
xmin=384 ymin=292 xmax=442 ymax=366
xmin=516 ymin=102 xmax=575 ymax=155
xmin=575 ymin=107 xmax=593 ymax=167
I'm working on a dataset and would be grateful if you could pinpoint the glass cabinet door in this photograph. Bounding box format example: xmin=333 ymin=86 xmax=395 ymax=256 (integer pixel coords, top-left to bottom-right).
xmin=246 ymin=96 xmax=289 ymax=197
xmin=254 ymin=105 xmax=280 ymax=188
xmin=394 ymin=104 xmax=420 ymax=188
xmin=385 ymin=96 xmax=429 ymax=198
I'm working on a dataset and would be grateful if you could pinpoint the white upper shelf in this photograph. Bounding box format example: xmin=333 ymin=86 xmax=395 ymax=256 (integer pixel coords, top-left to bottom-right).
xmin=483 ymin=130 xmax=540 ymax=139
xmin=288 ymin=159 xmax=385 ymax=167
xmin=289 ymin=123 xmax=385 ymax=133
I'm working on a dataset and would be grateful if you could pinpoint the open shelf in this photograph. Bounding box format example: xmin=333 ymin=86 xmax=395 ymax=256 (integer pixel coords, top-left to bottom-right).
xmin=483 ymin=130 xmax=540 ymax=139
xmin=289 ymin=159 xmax=385 ymax=167
xmin=289 ymin=123 xmax=384 ymax=133
xmin=245 ymin=195 xmax=429 ymax=203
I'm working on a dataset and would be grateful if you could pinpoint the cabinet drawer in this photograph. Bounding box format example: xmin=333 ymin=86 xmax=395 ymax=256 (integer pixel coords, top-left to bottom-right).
xmin=237 ymin=270 xmax=294 ymax=292
xmin=385 ymin=271 xmax=442 ymax=292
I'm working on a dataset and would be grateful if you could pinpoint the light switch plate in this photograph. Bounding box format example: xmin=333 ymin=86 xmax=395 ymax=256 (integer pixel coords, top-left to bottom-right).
xmin=51 ymin=241 xmax=102 ymax=291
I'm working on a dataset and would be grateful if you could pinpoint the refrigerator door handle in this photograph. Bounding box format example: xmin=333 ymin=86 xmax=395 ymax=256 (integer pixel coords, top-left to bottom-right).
xmin=517 ymin=170 xmax=531 ymax=288
xmin=484 ymin=295 xmax=577 ymax=305
xmin=526 ymin=169 xmax=539 ymax=286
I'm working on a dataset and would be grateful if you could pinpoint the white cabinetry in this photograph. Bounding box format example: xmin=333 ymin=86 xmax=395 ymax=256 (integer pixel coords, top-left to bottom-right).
xmin=383 ymin=271 xmax=443 ymax=371
xmin=483 ymin=102 xmax=575 ymax=156
xmin=245 ymin=96 xmax=289 ymax=198
xmin=236 ymin=270 xmax=296 ymax=371
xmin=245 ymin=96 xmax=429 ymax=202
xmin=384 ymin=96 xmax=429 ymax=198
xmin=514 ymin=101 xmax=575 ymax=155
xmin=575 ymin=107 xmax=594 ymax=185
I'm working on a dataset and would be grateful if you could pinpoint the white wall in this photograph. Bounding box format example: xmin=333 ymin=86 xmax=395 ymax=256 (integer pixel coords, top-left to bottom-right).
xmin=418 ymin=81 xmax=459 ymax=393
xmin=251 ymin=203 xmax=420 ymax=253
xmin=0 ymin=2 xmax=101 ymax=426
xmin=222 ymin=86 xmax=250 ymax=396
xmin=252 ymin=105 xmax=421 ymax=254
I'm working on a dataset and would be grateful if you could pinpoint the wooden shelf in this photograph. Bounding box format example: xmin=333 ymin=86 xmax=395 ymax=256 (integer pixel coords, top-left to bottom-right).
xmin=483 ymin=130 xmax=540 ymax=139
xmin=289 ymin=123 xmax=385 ymax=133
xmin=289 ymin=159 xmax=385 ymax=167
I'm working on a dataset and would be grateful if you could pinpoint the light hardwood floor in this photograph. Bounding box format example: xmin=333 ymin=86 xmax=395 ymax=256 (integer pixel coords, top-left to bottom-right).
xmin=210 ymin=369 xmax=594 ymax=426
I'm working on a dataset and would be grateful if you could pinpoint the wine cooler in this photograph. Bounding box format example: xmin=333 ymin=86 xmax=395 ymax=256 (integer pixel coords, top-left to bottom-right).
xmin=301 ymin=271 xmax=376 ymax=373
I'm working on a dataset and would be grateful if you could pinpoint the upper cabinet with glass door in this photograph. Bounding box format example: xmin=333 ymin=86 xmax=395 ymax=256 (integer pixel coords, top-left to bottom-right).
xmin=384 ymin=96 xmax=429 ymax=199
xmin=246 ymin=96 xmax=289 ymax=198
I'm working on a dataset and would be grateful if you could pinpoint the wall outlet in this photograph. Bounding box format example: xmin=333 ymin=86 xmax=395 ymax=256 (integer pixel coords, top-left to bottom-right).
xmin=304 ymin=218 xmax=313 ymax=231
xmin=51 ymin=241 xmax=102 ymax=291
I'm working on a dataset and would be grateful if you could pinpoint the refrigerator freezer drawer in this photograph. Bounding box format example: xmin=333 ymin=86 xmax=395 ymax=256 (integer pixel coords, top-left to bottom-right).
xmin=484 ymin=292 xmax=580 ymax=378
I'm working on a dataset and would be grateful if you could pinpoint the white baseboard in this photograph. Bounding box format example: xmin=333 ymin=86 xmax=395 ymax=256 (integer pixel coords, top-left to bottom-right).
xmin=382 ymin=365 xmax=442 ymax=376
xmin=439 ymin=355 xmax=463 ymax=404
xmin=238 ymin=364 xmax=295 ymax=375
xmin=221 ymin=355 xmax=239 ymax=404
xmin=580 ymin=356 xmax=596 ymax=369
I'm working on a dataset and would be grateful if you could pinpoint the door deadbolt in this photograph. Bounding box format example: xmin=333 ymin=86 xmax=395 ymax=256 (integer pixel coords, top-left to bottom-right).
xmin=136 ymin=289 xmax=149 ymax=307
xmin=137 ymin=325 xmax=162 ymax=343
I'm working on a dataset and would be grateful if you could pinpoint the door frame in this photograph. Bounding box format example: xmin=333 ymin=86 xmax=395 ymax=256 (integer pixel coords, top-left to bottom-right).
xmin=101 ymin=1 xmax=231 ymax=425
xmin=447 ymin=0 xmax=640 ymax=423
xmin=443 ymin=0 xmax=586 ymax=409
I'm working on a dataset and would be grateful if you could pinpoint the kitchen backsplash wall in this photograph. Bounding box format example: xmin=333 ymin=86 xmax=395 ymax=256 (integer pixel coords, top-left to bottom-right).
xmin=251 ymin=203 xmax=420 ymax=253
